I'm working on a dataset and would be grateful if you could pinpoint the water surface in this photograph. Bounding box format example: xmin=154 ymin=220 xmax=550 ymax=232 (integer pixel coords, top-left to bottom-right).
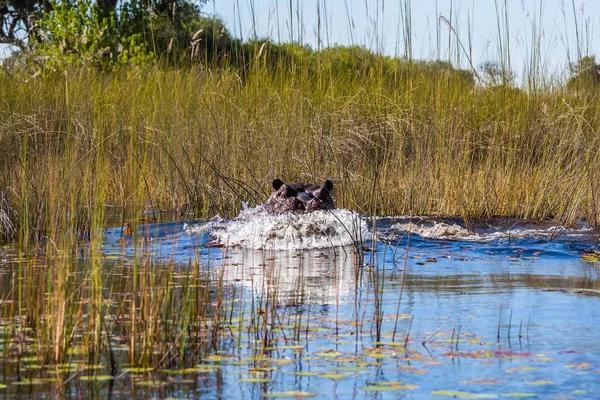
xmin=0 ymin=215 xmax=599 ymax=399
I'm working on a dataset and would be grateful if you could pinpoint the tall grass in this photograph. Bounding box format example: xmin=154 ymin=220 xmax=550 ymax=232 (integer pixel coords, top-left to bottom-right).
xmin=0 ymin=0 xmax=599 ymax=379
xmin=1 ymin=56 xmax=599 ymax=247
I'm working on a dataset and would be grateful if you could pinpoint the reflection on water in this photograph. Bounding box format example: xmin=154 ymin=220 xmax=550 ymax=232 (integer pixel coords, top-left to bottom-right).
xmin=0 ymin=215 xmax=599 ymax=399
xmin=219 ymin=247 xmax=359 ymax=303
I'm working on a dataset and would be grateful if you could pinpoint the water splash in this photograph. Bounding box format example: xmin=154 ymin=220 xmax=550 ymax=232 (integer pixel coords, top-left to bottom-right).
xmin=183 ymin=220 xmax=212 ymax=236
xmin=388 ymin=222 xmax=471 ymax=238
xmin=189 ymin=206 xmax=369 ymax=250
xmin=380 ymin=217 xmax=594 ymax=241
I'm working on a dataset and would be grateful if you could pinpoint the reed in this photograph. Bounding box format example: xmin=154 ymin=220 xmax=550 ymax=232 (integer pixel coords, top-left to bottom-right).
xmin=2 ymin=58 xmax=599 ymax=248
xmin=0 ymin=0 xmax=597 ymax=379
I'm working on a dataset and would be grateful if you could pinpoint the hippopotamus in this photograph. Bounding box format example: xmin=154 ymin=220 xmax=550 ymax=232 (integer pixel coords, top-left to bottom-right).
xmin=263 ymin=178 xmax=335 ymax=214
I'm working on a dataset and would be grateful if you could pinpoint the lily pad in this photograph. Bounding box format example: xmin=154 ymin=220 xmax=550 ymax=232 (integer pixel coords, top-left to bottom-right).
xmin=239 ymin=378 xmax=273 ymax=383
xmin=122 ymin=367 xmax=155 ymax=373
xmin=238 ymin=378 xmax=273 ymax=383
xmin=263 ymin=392 xmax=317 ymax=398
xmin=79 ymin=375 xmax=114 ymax=382
xmin=332 ymin=366 xmax=369 ymax=372
xmin=134 ymin=380 xmax=167 ymax=387
xmin=318 ymin=373 xmax=349 ymax=380
xmin=430 ymin=390 xmax=497 ymax=398
xmin=313 ymin=351 xmax=343 ymax=358
xmin=360 ymin=383 xmax=418 ymax=391
xmin=12 ymin=379 xmax=46 ymax=386
xmin=505 ymin=366 xmax=537 ymax=373
xmin=225 ymin=360 xmax=253 ymax=366
xmin=525 ymin=380 xmax=553 ymax=385
xmin=289 ymin=372 xmax=321 ymax=377
xmin=581 ymin=254 xmax=599 ymax=263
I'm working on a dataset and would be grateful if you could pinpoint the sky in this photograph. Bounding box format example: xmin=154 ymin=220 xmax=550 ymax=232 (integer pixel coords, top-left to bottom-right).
xmin=207 ymin=0 xmax=599 ymax=82
xmin=2 ymin=0 xmax=598 ymax=80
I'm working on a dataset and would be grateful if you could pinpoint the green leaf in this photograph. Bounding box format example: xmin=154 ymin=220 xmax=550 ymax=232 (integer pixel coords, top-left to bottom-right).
xmin=79 ymin=375 xmax=114 ymax=382
xmin=313 ymin=351 xmax=343 ymax=358
xmin=122 ymin=367 xmax=154 ymax=373
xmin=134 ymin=380 xmax=166 ymax=387
xmin=318 ymin=373 xmax=349 ymax=380
xmin=239 ymin=378 xmax=272 ymax=383
xmin=263 ymin=392 xmax=317 ymax=398
xmin=430 ymin=390 xmax=497 ymax=398
xmin=332 ymin=366 xmax=369 ymax=372
xmin=525 ymin=380 xmax=553 ymax=385
xmin=360 ymin=384 xmax=418 ymax=391
xmin=289 ymin=372 xmax=321 ymax=377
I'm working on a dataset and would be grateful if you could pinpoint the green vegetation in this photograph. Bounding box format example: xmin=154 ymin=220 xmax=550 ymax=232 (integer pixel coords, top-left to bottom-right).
xmin=2 ymin=1 xmax=598 ymax=247
xmin=5 ymin=0 xmax=215 ymax=67
xmin=0 ymin=3 xmax=600 ymax=396
xmin=1 ymin=48 xmax=600 ymax=245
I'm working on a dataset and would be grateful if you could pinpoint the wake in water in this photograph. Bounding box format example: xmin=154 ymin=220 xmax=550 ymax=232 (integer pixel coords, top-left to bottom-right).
xmin=184 ymin=204 xmax=369 ymax=250
xmin=379 ymin=217 xmax=594 ymax=242
xmin=183 ymin=208 xmax=596 ymax=250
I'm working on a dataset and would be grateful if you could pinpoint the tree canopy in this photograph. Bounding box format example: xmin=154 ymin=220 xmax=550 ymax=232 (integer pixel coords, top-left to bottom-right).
xmin=567 ymin=56 xmax=600 ymax=91
xmin=0 ymin=0 xmax=45 ymax=48
xmin=2 ymin=0 xmax=213 ymax=67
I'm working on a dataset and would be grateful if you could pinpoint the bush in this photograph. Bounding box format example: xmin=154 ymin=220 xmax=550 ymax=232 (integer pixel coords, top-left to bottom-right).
xmin=32 ymin=0 xmax=153 ymax=69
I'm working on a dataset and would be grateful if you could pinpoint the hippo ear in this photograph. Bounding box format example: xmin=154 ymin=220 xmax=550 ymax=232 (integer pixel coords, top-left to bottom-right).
xmin=273 ymin=178 xmax=284 ymax=191
xmin=284 ymin=185 xmax=298 ymax=198
xmin=323 ymin=180 xmax=334 ymax=192
xmin=316 ymin=187 xmax=329 ymax=201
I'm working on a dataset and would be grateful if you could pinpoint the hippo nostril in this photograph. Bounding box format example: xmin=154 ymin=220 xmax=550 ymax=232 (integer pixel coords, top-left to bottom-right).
xmin=294 ymin=198 xmax=306 ymax=211
xmin=284 ymin=186 xmax=298 ymax=198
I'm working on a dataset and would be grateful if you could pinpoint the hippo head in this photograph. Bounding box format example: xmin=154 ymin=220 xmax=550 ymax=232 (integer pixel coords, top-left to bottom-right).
xmin=263 ymin=178 xmax=335 ymax=214
xmin=306 ymin=182 xmax=335 ymax=211
xmin=263 ymin=179 xmax=305 ymax=214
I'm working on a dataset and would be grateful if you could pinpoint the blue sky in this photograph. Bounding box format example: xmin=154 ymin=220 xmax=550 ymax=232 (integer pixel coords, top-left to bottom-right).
xmin=208 ymin=0 xmax=599 ymax=81
xmin=2 ymin=0 xmax=597 ymax=80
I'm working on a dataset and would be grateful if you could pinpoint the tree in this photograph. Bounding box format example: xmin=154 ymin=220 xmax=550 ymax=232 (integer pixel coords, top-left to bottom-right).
xmin=2 ymin=0 xmax=223 ymax=68
xmin=31 ymin=0 xmax=155 ymax=68
xmin=480 ymin=61 xmax=513 ymax=87
xmin=567 ymin=56 xmax=600 ymax=90
xmin=1 ymin=0 xmax=210 ymax=59
xmin=0 ymin=0 xmax=47 ymax=49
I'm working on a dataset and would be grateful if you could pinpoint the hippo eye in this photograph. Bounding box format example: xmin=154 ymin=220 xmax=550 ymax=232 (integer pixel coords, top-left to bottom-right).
xmin=284 ymin=186 xmax=298 ymax=198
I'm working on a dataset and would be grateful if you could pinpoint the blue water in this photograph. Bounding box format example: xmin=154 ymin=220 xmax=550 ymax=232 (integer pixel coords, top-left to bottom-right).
xmin=2 ymin=216 xmax=600 ymax=398
xmin=88 ymin=217 xmax=600 ymax=399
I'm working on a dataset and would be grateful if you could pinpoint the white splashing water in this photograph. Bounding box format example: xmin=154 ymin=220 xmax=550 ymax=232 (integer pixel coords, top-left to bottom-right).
xmin=389 ymin=222 xmax=471 ymax=239
xmin=186 ymin=205 xmax=369 ymax=250
xmin=386 ymin=220 xmax=593 ymax=241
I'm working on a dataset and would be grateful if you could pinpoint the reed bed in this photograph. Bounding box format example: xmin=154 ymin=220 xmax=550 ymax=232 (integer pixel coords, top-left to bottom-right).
xmin=1 ymin=249 xmax=234 ymax=370
xmin=0 ymin=3 xmax=598 ymax=396
xmin=1 ymin=60 xmax=599 ymax=247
